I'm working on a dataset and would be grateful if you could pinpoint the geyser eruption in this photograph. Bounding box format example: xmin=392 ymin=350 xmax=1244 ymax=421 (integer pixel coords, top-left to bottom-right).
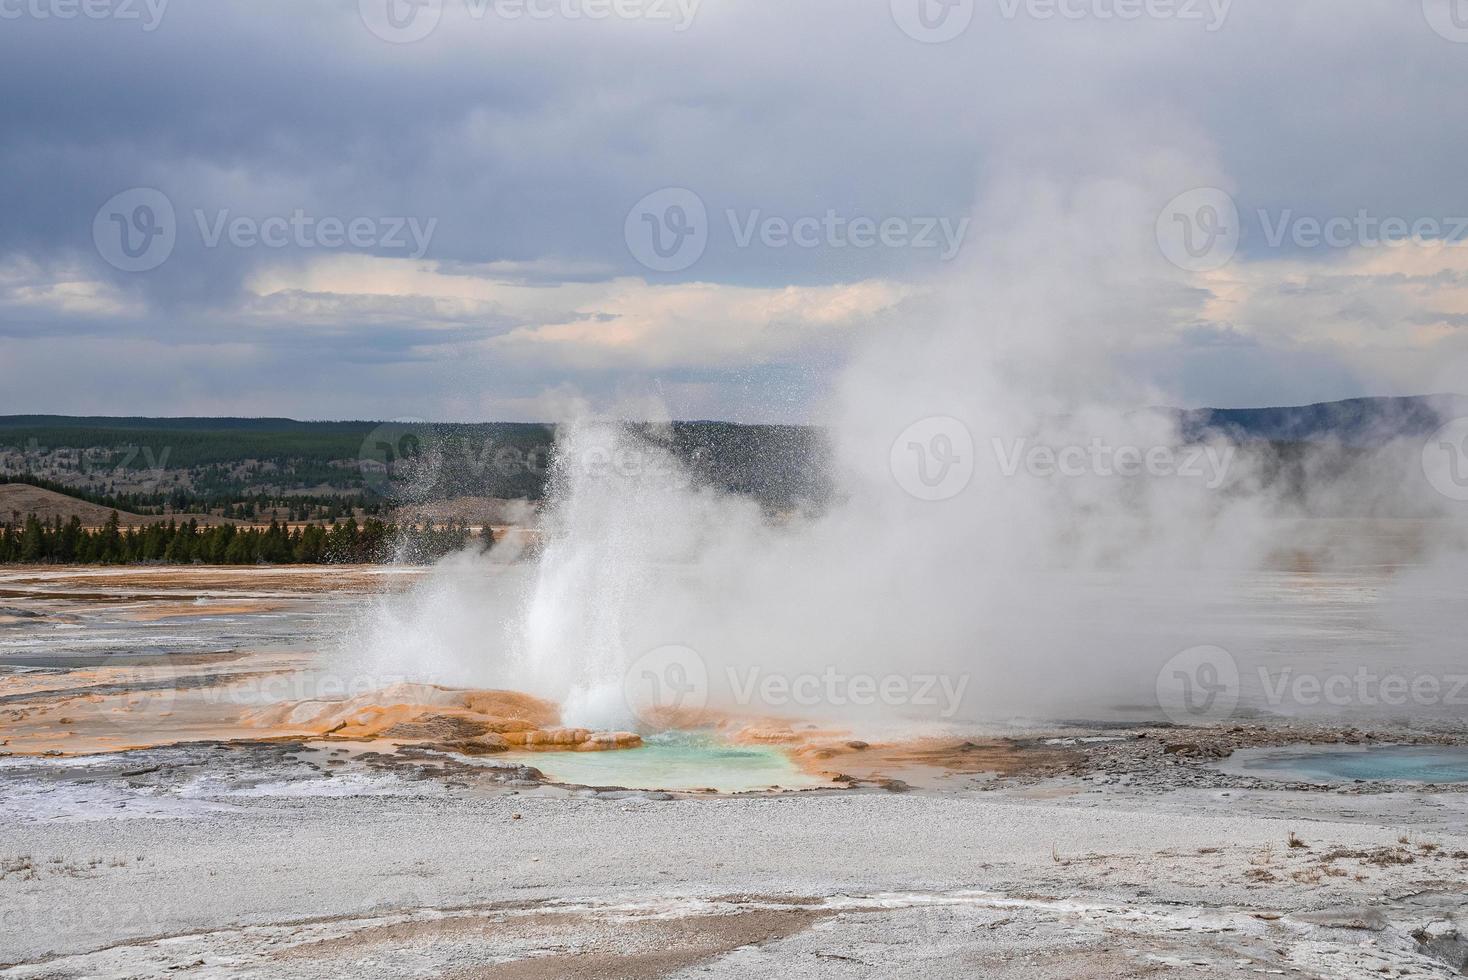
xmin=347 ymin=161 xmax=1467 ymax=730
xmin=514 ymin=418 xmax=742 ymax=730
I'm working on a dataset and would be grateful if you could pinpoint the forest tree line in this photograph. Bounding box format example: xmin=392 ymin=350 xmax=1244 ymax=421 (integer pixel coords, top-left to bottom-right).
xmin=1 ymin=417 xmax=832 ymax=510
xmin=0 ymin=513 xmax=492 ymax=565
xmin=0 ymin=473 xmax=379 ymax=522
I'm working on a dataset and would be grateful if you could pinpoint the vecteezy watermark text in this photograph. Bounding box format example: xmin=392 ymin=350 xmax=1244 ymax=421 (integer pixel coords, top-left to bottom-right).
xmin=625 ymin=187 xmax=969 ymax=273
xmin=1259 ymin=667 xmax=1468 ymax=710
xmin=890 ymin=0 xmax=1230 ymax=43
xmin=993 ymin=438 xmax=1235 ymax=489
xmin=199 ymin=670 xmax=418 ymax=708
xmin=887 ymin=415 xmax=1238 ymax=503
xmin=358 ymin=0 xmax=700 ymax=44
xmin=194 ymin=210 xmax=436 ymax=259
xmin=93 ymin=188 xmax=437 ymax=272
xmin=0 ymin=0 xmax=167 ymax=30
xmin=1157 ymin=187 xmax=1468 ymax=272
xmin=358 ymin=419 xmax=696 ymax=501
xmin=1157 ymin=644 xmax=1468 ymax=724
xmin=726 ymin=666 xmax=969 ymax=717
xmin=621 ymin=645 xmax=970 ymax=724
xmin=996 ymin=0 xmax=1230 ymax=29
xmin=726 ymin=210 xmax=969 ymax=260
xmin=73 ymin=444 xmax=173 ymax=493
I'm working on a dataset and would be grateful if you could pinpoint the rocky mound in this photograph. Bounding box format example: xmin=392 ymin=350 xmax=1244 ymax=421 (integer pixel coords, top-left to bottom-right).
xmin=243 ymin=683 xmax=641 ymax=753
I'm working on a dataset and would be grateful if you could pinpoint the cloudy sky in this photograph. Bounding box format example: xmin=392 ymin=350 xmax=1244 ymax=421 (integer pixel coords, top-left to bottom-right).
xmin=2 ymin=0 xmax=1467 ymax=422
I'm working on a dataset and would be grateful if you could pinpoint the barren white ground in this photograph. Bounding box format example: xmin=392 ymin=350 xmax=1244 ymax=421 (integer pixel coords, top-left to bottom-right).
xmin=4 ymin=775 xmax=1468 ymax=978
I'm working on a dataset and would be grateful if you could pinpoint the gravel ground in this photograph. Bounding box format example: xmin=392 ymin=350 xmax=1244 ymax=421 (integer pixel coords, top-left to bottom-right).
xmin=3 ymin=753 xmax=1468 ymax=978
xmin=4 ymin=567 xmax=1466 ymax=977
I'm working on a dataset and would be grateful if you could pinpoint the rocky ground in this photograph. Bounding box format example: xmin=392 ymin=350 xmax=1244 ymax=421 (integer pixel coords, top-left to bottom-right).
xmin=1012 ymin=722 xmax=1468 ymax=794
xmin=3 ymin=731 xmax=1468 ymax=978
xmin=5 ymin=564 xmax=1468 ymax=977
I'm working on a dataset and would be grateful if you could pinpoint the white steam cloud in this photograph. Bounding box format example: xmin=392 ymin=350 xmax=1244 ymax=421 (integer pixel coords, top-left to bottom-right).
xmin=347 ymin=155 xmax=1468 ymax=732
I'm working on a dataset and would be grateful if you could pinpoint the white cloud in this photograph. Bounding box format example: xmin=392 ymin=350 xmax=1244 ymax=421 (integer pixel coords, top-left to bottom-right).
xmin=0 ymin=256 xmax=141 ymax=318
xmin=1182 ymin=241 xmax=1468 ymax=397
xmin=245 ymin=255 xmax=911 ymax=371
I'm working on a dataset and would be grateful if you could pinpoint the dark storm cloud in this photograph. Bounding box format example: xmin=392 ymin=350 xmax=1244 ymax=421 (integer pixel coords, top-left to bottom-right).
xmin=2 ymin=0 xmax=1468 ymax=416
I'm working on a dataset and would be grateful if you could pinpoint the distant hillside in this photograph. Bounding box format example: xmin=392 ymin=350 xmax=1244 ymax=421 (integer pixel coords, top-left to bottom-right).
xmin=0 ymin=484 xmax=238 ymax=528
xmin=0 ymin=417 xmax=832 ymax=517
xmin=1173 ymin=394 xmax=1468 ymax=447
xmin=1 ymin=397 xmax=1462 ymax=522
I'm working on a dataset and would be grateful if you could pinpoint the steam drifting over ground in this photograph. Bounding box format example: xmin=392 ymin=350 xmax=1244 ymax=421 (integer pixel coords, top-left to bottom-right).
xmin=349 ymin=165 xmax=1468 ymax=732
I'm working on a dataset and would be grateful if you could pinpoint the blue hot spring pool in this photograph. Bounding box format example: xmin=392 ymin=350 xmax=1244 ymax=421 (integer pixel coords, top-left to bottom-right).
xmin=1219 ymin=744 xmax=1468 ymax=784
xmin=512 ymin=733 xmax=825 ymax=793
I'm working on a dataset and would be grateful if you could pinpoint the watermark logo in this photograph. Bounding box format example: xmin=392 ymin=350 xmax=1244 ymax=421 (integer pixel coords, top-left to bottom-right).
xmin=94 ymin=661 xmax=181 ymax=738
xmin=620 ymin=646 xmax=970 ymax=723
xmin=6 ymin=443 xmax=174 ymax=495
xmin=1423 ymin=0 xmax=1468 ymax=42
xmin=727 ymin=210 xmax=968 ymax=260
xmin=193 ymin=209 xmax=436 ymax=258
xmin=358 ymin=419 xmax=444 ymax=502
xmin=728 ymin=666 xmax=969 ymax=717
xmin=1155 ymin=645 xmax=1239 ymax=725
xmin=361 ymin=0 xmax=700 ymax=43
xmin=1423 ymin=417 xmax=1468 ymax=502
xmin=353 ymin=425 xmax=694 ymax=500
xmin=93 ymin=188 xmax=176 ymax=273
xmin=92 ymin=189 xmax=436 ymax=272
xmin=0 ymin=0 xmax=169 ymax=30
xmin=890 ymin=416 xmax=975 ymax=501
xmin=200 ymin=670 xmax=417 ymax=710
xmin=890 ymin=0 xmax=974 ymax=42
xmin=1259 ymin=666 xmax=1468 ymax=711
xmin=359 ymin=0 xmax=443 ymax=43
xmin=623 ymin=644 xmax=709 ymax=724
xmin=83 ymin=444 xmax=173 ymax=493
xmin=626 ymin=188 xmax=969 ymax=272
xmin=1159 ymin=187 xmax=1468 ymax=272
xmin=357 ymin=880 xmax=442 ymax=955
xmin=1156 ymin=187 xmax=1239 ymax=273
xmin=992 ymin=438 xmax=1234 ymax=488
xmin=996 ymin=0 xmax=1231 ymax=30
xmin=555 ymin=442 xmax=694 ymax=491
xmin=3 ymin=892 xmax=162 ymax=945
xmin=625 ymin=187 xmax=708 ymax=273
